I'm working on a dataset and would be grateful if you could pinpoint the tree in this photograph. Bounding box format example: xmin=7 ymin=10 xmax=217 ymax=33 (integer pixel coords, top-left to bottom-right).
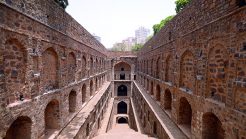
xmin=54 ymin=0 xmax=69 ymax=9
xmin=131 ymin=44 xmax=143 ymax=51
xmin=153 ymin=15 xmax=174 ymax=35
xmin=146 ymin=35 xmax=153 ymax=41
xmin=175 ymin=0 xmax=191 ymax=13
xmin=111 ymin=43 xmax=126 ymax=51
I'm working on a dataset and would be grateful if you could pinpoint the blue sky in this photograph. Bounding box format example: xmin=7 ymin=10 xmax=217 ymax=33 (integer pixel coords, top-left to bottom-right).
xmin=66 ymin=0 xmax=176 ymax=48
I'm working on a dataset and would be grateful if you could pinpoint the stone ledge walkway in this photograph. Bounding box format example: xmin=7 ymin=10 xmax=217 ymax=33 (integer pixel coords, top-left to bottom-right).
xmin=134 ymin=81 xmax=188 ymax=139
xmin=130 ymin=98 xmax=144 ymax=133
xmin=93 ymin=124 xmax=156 ymax=139
xmin=57 ymin=82 xmax=111 ymax=139
xmin=97 ymin=98 xmax=115 ymax=134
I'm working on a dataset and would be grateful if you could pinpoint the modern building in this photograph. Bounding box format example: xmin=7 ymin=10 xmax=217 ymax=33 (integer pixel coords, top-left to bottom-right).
xmin=135 ymin=27 xmax=150 ymax=44
xmin=122 ymin=37 xmax=136 ymax=51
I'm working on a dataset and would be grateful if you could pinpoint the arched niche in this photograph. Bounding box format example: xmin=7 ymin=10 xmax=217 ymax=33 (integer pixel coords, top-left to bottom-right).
xmin=117 ymin=85 xmax=128 ymax=96
xmin=4 ymin=116 xmax=32 ymax=139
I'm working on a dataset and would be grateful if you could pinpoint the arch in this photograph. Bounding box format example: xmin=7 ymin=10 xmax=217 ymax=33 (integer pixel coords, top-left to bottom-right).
xmin=114 ymin=61 xmax=131 ymax=71
xmin=95 ymin=78 xmax=98 ymax=91
xmin=151 ymin=59 xmax=154 ymax=75
xmin=4 ymin=116 xmax=32 ymax=139
xmin=96 ymin=58 xmax=99 ymax=73
xmin=117 ymin=117 xmax=128 ymax=124
xmin=120 ymin=73 xmax=125 ymax=80
xmin=114 ymin=62 xmax=131 ymax=80
xmin=98 ymin=117 xmax=101 ymax=129
xmin=156 ymin=84 xmax=161 ymax=102
xmin=180 ymin=50 xmax=195 ymax=92
xmin=69 ymin=90 xmax=77 ymax=113
xmin=82 ymin=84 xmax=86 ymax=104
xmin=4 ymin=38 xmax=27 ymax=104
xmin=42 ymin=48 xmax=58 ymax=91
xmin=82 ymin=56 xmax=87 ymax=78
xmin=90 ymin=80 xmax=93 ymax=96
xmin=90 ymin=57 xmax=93 ymax=75
xmin=117 ymin=101 xmax=127 ymax=114
xmin=146 ymin=60 xmax=148 ymax=74
xmin=67 ymin=52 xmax=76 ymax=84
xmin=153 ymin=121 xmax=157 ymax=135
xmin=165 ymin=55 xmax=173 ymax=82
xmin=147 ymin=78 xmax=149 ymax=91
xmin=117 ymin=85 xmax=127 ymax=96
xmin=86 ymin=123 xmax=90 ymax=136
xmin=150 ymin=82 xmax=154 ymax=95
xmin=202 ymin=112 xmax=224 ymax=139
xmin=164 ymin=89 xmax=172 ymax=110
xmin=45 ymin=99 xmax=60 ymax=131
xmin=207 ymin=45 xmax=227 ymax=103
xmin=156 ymin=57 xmax=161 ymax=79
xmin=178 ymin=97 xmax=192 ymax=128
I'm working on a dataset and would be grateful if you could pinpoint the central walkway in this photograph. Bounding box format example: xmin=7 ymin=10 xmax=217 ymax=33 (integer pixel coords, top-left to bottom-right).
xmin=93 ymin=124 xmax=156 ymax=139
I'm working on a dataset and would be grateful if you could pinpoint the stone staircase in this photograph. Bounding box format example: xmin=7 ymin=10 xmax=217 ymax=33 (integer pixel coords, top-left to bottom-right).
xmin=93 ymin=124 xmax=156 ymax=139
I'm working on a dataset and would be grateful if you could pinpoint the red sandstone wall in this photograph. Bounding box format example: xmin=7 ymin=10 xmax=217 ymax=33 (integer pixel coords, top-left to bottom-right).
xmin=136 ymin=0 xmax=246 ymax=138
xmin=0 ymin=1 xmax=111 ymax=138
xmin=0 ymin=1 xmax=107 ymax=53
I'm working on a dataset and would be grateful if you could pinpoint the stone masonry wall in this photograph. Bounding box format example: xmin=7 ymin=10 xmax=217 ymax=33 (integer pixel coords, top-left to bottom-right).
xmin=0 ymin=1 xmax=111 ymax=138
xmin=137 ymin=0 xmax=246 ymax=138
xmin=0 ymin=0 xmax=107 ymax=53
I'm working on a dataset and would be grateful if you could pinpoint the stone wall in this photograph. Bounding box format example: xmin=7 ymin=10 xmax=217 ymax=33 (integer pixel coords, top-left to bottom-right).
xmin=108 ymin=51 xmax=137 ymax=58
xmin=0 ymin=1 xmax=110 ymax=138
xmin=0 ymin=0 xmax=245 ymax=138
xmin=0 ymin=0 xmax=107 ymax=53
xmin=136 ymin=0 xmax=246 ymax=138
xmin=132 ymin=83 xmax=170 ymax=139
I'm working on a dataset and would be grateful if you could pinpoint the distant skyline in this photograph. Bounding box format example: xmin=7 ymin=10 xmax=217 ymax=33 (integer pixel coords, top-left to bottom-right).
xmin=66 ymin=0 xmax=176 ymax=48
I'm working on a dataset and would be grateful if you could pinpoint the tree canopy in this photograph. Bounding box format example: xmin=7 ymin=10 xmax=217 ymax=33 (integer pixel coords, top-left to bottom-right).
xmin=131 ymin=44 xmax=144 ymax=51
xmin=153 ymin=15 xmax=174 ymax=35
xmin=54 ymin=0 xmax=69 ymax=9
xmin=175 ymin=0 xmax=191 ymax=13
xmin=152 ymin=0 xmax=191 ymax=35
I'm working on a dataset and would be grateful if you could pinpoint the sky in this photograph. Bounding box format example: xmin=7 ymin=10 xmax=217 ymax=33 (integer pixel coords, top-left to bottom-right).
xmin=66 ymin=0 xmax=176 ymax=48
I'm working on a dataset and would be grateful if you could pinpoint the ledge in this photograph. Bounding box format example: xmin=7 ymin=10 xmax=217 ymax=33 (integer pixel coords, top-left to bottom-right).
xmin=57 ymin=82 xmax=111 ymax=139
xmin=133 ymin=81 xmax=187 ymax=139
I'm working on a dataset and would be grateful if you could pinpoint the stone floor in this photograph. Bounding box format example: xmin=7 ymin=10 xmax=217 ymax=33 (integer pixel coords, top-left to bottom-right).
xmin=93 ymin=124 xmax=156 ymax=139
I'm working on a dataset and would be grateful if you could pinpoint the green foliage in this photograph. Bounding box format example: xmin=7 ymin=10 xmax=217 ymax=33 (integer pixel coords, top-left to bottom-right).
xmin=175 ymin=0 xmax=191 ymax=13
xmin=110 ymin=43 xmax=126 ymax=51
xmin=131 ymin=44 xmax=144 ymax=51
xmin=146 ymin=35 xmax=153 ymax=41
xmin=153 ymin=15 xmax=174 ymax=35
xmin=54 ymin=0 xmax=69 ymax=9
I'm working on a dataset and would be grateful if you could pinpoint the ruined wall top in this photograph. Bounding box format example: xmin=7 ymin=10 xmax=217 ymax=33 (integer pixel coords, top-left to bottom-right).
xmin=0 ymin=0 xmax=107 ymax=54
xmin=139 ymin=0 xmax=244 ymax=55
xmin=107 ymin=51 xmax=137 ymax=59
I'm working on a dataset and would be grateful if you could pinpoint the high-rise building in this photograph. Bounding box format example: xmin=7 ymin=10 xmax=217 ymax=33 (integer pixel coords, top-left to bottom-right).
xmin=135 ymin=27 xmax=150 ymax=44
xmin=122 ymin=37 xmax=136 ymax=51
